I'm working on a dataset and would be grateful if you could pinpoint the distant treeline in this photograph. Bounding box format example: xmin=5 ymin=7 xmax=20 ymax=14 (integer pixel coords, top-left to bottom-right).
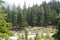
xmin=1 ymin=0 xmax=60 ymax=27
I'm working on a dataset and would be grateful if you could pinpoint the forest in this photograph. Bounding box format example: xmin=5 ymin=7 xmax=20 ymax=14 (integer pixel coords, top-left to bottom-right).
xmin=1 ymin=0 xmax=60 ymax=27
xmin=0 ymin=0 xmax=60 ymax=40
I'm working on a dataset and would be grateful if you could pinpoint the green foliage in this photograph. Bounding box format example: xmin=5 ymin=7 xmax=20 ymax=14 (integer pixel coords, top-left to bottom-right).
xmin=0 ymin=33 xmax=8 ymax=37
xmin=22 ymin=35 xmax=25 ymax=40
xmin=17 ymin=5 xmax=22 ymax=28
xmin=0 ymin=0 xmax=59 ymax=39
xmin=0 ymin=20 xmax=13 ymax=38
xmin=25 ymin=28 xmax=29 ymax=40
xmin=53 ymin=13 xmax=60 ymax=40
xmin=35 ymin=32 xmax=41 ymax=40
xmin=30 ymin=37 xmax=33 ymax=40
xmin=0 ymin=9 xmax=6 ymax=20
xmin=0 ymin=0 xmax=4 ymax=4
xmin=21 ymin=21 xmax=28 ymax=27
xmin=18 ymin=35 xmax=22 ymax=40
xmin=5 ymin=0 xmax=59 ymax=27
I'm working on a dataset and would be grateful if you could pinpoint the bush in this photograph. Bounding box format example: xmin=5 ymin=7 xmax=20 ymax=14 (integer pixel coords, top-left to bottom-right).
xmin=0 ymin=33 xmax=8 ymax=38
xmin=53 ymin=13 xmax=60 ymax=40
xmin=18 ymin=35 xmax=22 ymax=40
xmin=30 ymin=37 xmax=33 ymax=40
xmin=0 ymin=20 xmax=13 ymax=38
xmin=21 ymin=21 xmax=28 ymax=27
xmin=35 ymin=32 xmax=41 ymax=40
xmin=25 ymin=28 xmax=29 ymax=40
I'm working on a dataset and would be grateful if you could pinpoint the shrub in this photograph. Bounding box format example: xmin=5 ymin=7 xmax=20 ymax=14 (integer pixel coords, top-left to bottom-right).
xmin=30 ymin=37 xmax=33 ymax=40
xmin=21 ymin=21 xmax=28 ymax=27
xmin=18 ymin=35 xmax=22 ymax=40
xmin=35 ymin=32 xmax=41 ymax=40
xmin=25 ymin=28 xmax=29 ymax=40
xmin=0 ymin=20 xmax=13 ymax=38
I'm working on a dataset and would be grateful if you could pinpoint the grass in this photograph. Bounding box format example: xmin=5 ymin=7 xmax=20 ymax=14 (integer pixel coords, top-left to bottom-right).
xmin=17 ymin=26 xmax=57 ymax=40
xmin=3 ymin=26 xmax=57 ymax=40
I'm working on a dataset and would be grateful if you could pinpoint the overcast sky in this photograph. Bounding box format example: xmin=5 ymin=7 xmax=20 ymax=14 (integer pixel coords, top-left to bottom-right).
xmin=4 ymin=0 xmax=60 ymax=8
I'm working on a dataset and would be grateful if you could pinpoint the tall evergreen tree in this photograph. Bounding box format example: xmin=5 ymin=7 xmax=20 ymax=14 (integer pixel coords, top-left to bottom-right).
xmin=17 ymin=5 xmax=22 ymax=27
xmin=53 ymin=13 xmax=60 ymax=40
xmin=27 ymin=6 xmax=31 ymax=26
xmin=22 ymin=2 xmax=28 ymax=27
xmin=5 ymin=6 xmax=11 ymax=22
xmin=22 ymin=2 xmax=27 ymax=21
xmin=11 ymin=4 xmax=17 ymax=27
xmin=36 ymin=6 xmax=44 ymax=26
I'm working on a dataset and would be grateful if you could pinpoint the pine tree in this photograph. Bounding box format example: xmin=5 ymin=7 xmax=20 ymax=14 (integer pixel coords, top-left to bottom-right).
xmin=5 ymin=6 xmax=12 ymax=22
xmin=36 ymin=6 xmax=44 ymax=26
xmin=17 ymin=5 xmax=22 ymax=27
xmin=53 ymin=13 xmax=60 ymax=40
xmin=11 ymin=4 xmax=17 ymax=27
xmin=27 ymin=6 xmax=31 ymax=26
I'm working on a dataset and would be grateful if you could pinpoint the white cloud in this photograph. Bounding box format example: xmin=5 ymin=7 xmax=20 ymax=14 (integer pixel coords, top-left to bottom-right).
xmin=4 ymin=0 xmax=51 ymax=8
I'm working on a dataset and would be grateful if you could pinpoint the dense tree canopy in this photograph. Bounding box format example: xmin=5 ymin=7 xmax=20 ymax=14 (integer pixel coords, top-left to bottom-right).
xmin=4 ymin=0 xmax=60 ymax=27
xmin=0 ymin=0 xmax=60 ymax=39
